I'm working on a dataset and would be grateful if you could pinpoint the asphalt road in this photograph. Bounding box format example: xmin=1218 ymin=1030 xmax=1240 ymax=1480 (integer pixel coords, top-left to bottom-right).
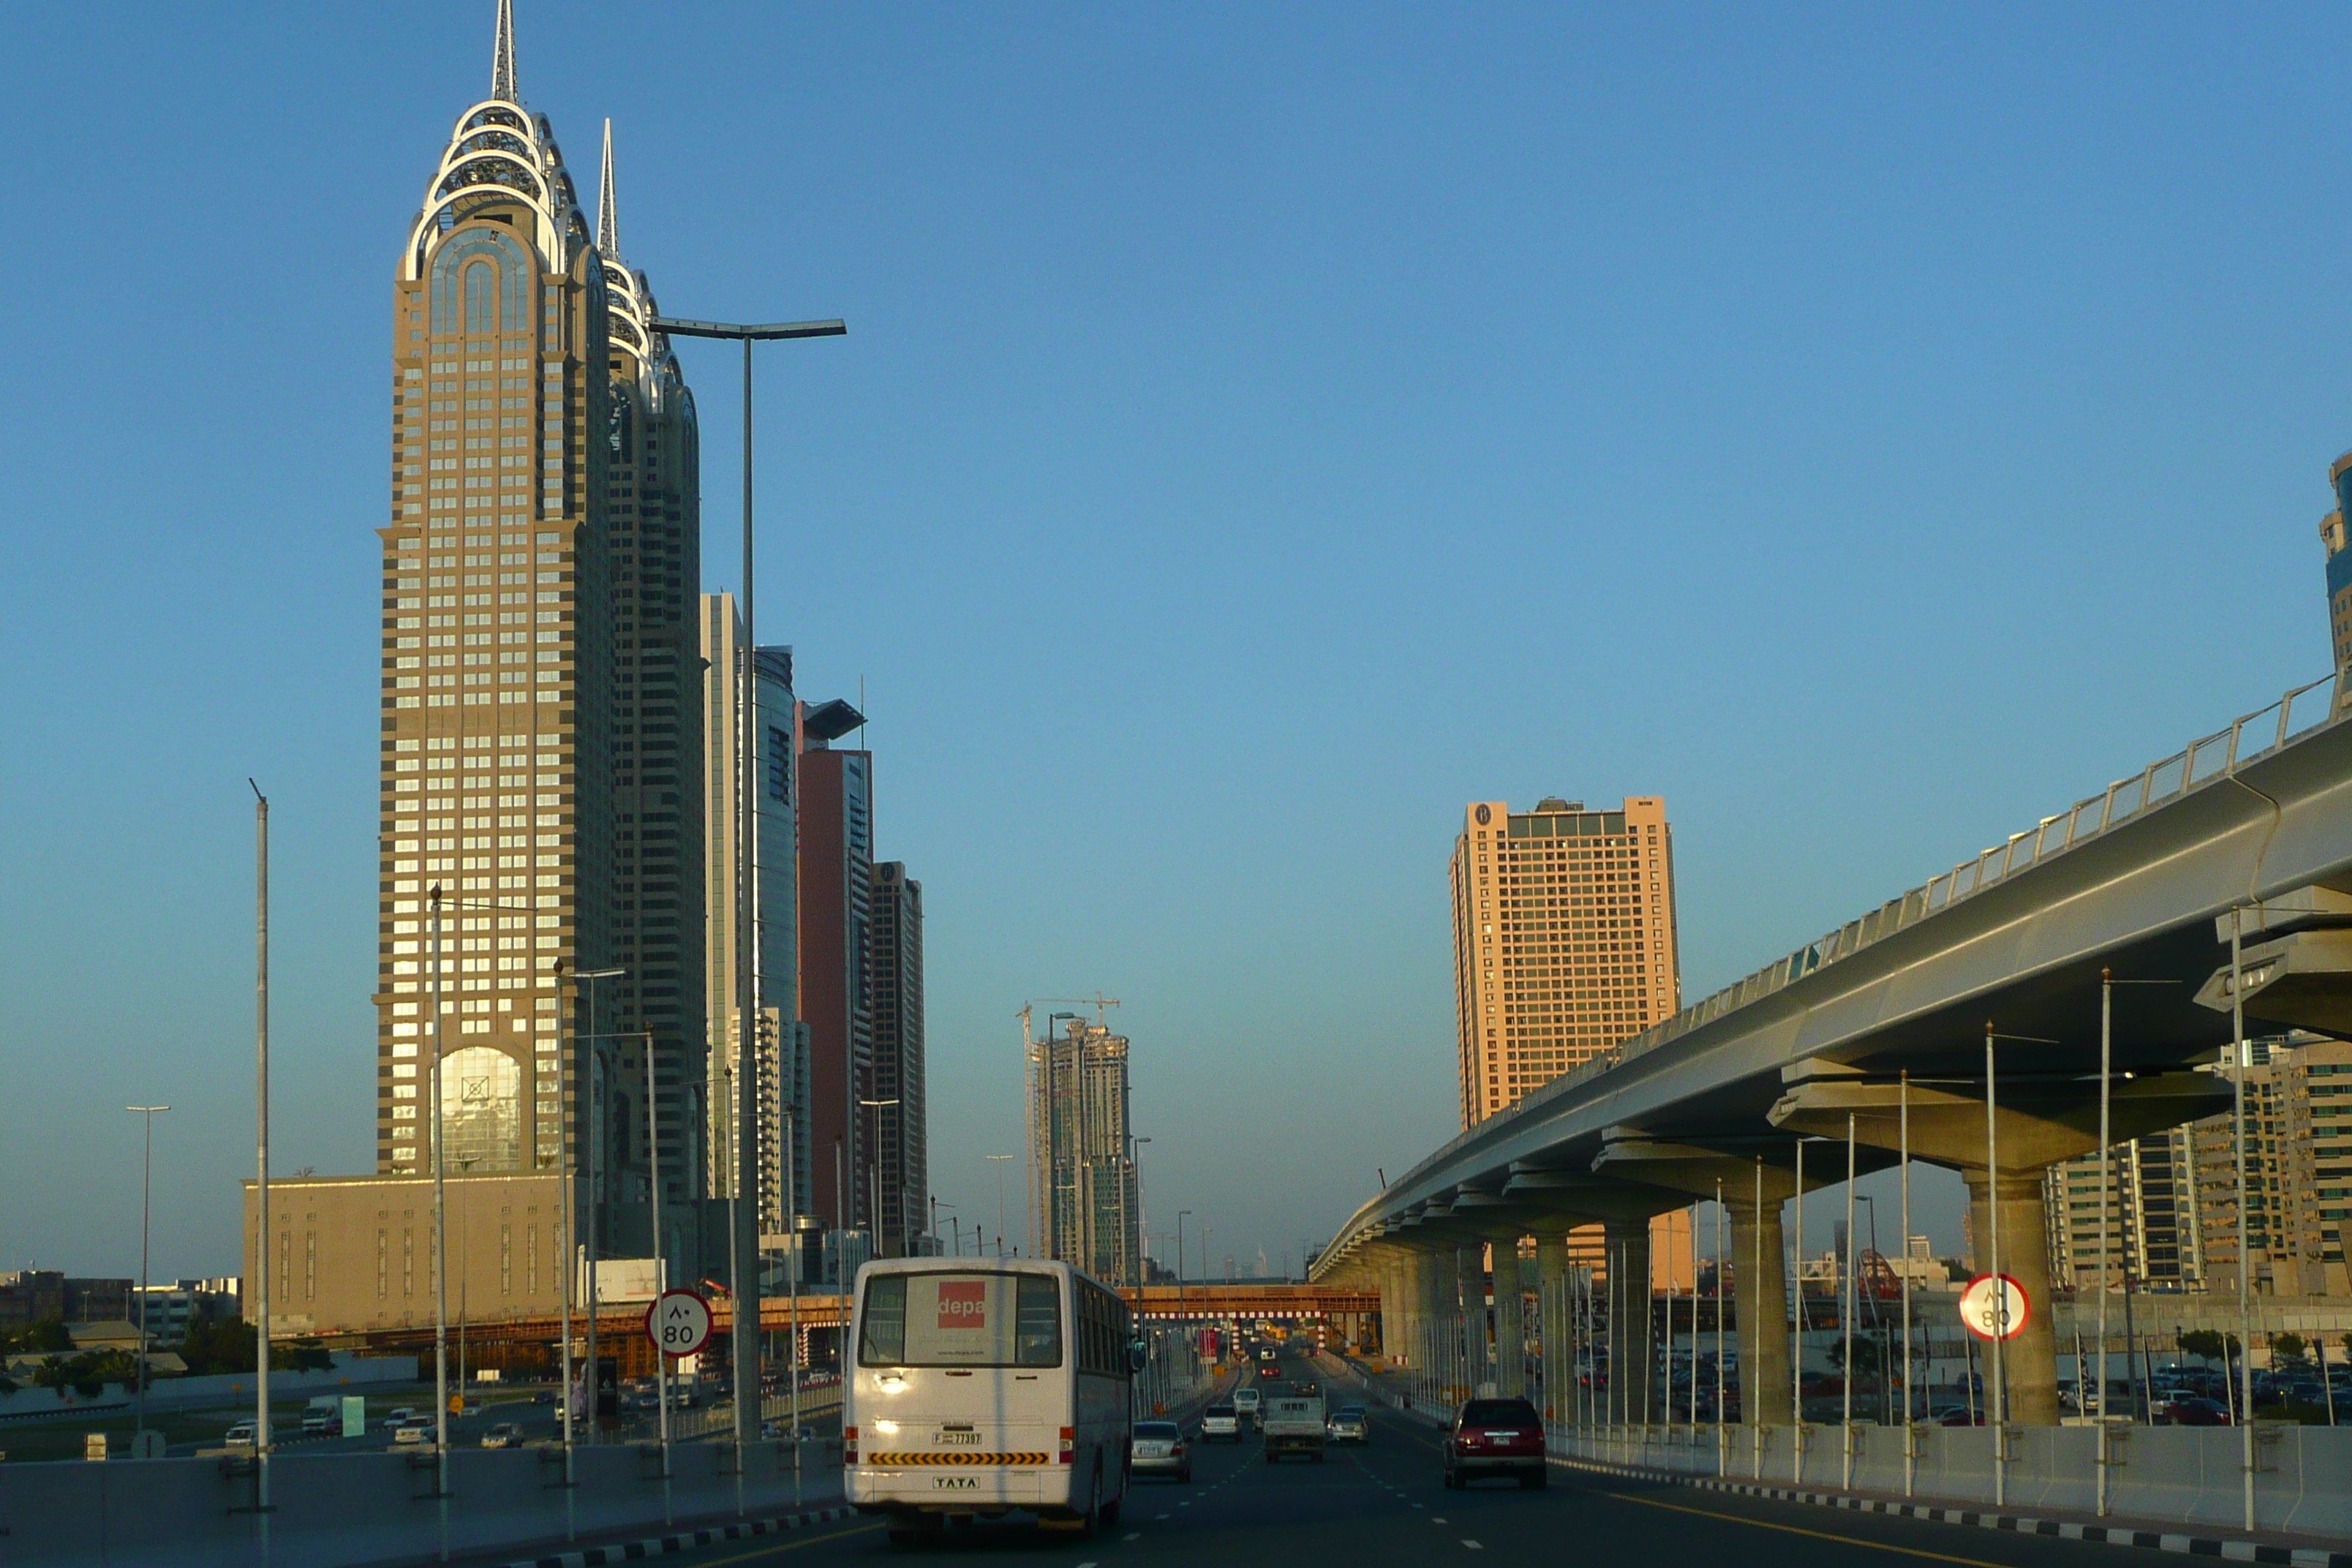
xmin=636 ymin=1356 xmax=2151 ymax=1568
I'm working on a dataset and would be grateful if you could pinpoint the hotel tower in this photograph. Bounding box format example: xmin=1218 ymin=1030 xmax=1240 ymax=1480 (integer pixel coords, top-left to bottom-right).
xmin=372 ymin=3 xmax=706 ymax=1260
xmin=1450 ymin=796 xmax=1681 ymax=1128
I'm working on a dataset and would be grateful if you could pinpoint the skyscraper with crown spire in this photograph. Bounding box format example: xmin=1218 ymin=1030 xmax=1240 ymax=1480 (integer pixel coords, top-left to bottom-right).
xmin=372 ymin=1 xmax=706 ymax=1266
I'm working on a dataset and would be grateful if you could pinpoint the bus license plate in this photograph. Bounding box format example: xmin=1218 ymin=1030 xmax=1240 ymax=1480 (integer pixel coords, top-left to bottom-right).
xmin=935 ymin=1431 xmax=981 ymax=1445
xmin=934 ymin=1476 xmax=977 ymax=1490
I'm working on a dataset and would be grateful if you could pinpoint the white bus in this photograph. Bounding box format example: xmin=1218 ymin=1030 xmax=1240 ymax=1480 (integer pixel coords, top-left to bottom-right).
xmin=845 ymin=1256 xmax=1136 ymax=1544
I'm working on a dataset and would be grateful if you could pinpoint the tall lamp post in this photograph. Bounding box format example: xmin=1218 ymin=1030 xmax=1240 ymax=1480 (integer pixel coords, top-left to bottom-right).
xmin=1177 ymin=1210 xmax=1194 ymax=1354
xmin=247 ymin=781 xmax=271 ymax=1552
xmin=649 ymin=312 xmax=843 ymax=1454
xmin=859 ymin=1098 xmax=901 ymax=1257
xmin=127 ymin=1104 xmax=170 ymax=1446
xmin=569 ymin=967 xmax=625 ymax=1455
xmin=987 ymin=1154 xmax=1016 ymax=1256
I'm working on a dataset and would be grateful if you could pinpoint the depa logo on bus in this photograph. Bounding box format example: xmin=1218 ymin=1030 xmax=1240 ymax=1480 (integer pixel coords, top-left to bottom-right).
xmin=937 ymin=1280 xmax=987 ymax=1328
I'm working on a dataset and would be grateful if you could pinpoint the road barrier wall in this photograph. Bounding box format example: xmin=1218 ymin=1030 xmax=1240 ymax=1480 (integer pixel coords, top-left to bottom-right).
xmin=0 ymin=1438 xmax=839 ymax=1568
xmin=1550 ymin=1422 xmax=2352 ymax=1540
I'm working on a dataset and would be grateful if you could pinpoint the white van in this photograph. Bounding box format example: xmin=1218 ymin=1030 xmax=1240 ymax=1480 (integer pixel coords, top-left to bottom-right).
xmin=1232 ymin=1384 xmax=1262 ymax=1428
xmin=846 ymin=1258 xmax=1135 ymax=1545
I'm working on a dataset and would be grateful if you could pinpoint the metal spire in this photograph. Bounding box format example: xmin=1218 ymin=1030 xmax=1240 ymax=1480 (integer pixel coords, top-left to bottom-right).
xmin=598 ymin=118 xmax=620 ymax=260
xmin=491 ymin=0 xmax=519 ymax=104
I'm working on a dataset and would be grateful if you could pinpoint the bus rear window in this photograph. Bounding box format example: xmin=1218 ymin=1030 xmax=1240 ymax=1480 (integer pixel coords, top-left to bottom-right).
xmin=858 ymin=1273 xmax=1063 ymax=1368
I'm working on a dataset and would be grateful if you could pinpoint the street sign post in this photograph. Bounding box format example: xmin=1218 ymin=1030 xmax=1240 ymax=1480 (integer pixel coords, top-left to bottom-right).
xmin=647 ymin=1289 xmax=715 ymax=1359
xmin=1959 ymin=1273 xmax=2029 ymax=1341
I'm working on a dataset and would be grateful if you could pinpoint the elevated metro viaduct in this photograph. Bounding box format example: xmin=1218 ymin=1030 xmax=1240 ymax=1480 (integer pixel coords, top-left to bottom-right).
xmin=1314 ymin=674 xmax=2352 ymax=1427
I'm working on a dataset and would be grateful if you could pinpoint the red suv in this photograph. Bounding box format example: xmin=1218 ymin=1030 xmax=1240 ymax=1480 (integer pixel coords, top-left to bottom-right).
xmin=1443 ymin=1398 xmax=1546 ymax=1490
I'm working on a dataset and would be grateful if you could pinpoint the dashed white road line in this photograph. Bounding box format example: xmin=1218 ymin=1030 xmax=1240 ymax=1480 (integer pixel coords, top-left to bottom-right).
xmin=1462 ymin=1542 xmax=1484 ymax=1551
xmin=1123 ymin=1532 xmax=1141 ymax=1541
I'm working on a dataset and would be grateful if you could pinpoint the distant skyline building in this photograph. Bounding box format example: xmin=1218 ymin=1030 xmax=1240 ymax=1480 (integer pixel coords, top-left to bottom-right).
xmin=699 ymin=596 xmax=808 ymax=1236
xmin=1029 ymin=1015 xmax=1142 ymax=1286
xmin=1449 ymin=796 xmax=1681 ymax=1127
xmin=2186 ymin=1034 xmax=2352 ymax=1298
xmin=798 ymin=704 xmax=871 ymax=1250
xmin=870 ymin=862 xmax=927 ymax=1258
xmin=2041 ymin=1128 xmax=2204 ymax=1295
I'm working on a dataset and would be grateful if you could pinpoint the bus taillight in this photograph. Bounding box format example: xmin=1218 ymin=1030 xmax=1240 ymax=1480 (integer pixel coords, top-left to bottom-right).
xmin=1058 ymin=1425 xmax=1074 ymax=1465
xmin=843 ymin=1425 xmax=858 ymax=1464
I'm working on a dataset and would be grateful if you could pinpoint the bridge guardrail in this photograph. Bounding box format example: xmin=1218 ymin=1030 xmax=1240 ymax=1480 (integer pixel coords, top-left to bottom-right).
xmin=1547 ymin=1420 xmax=2352 ymax=1542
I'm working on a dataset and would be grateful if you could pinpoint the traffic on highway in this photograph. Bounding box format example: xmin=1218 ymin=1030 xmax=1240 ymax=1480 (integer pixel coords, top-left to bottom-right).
xmin=594 ymin=1340 xmax=2182 ymax=1568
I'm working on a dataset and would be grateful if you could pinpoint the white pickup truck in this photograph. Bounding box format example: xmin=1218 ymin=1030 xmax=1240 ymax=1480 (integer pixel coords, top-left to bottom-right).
xmin=1261 ymin=1394 xmax=1326 ymax=1462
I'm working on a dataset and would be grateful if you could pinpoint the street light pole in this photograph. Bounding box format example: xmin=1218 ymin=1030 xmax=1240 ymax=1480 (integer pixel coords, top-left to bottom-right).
xmin=570 ymin=968 xmax=625 ymax=1455
xmin=429 ymin=883 xmax=452 ymax=1558
xmin=1177 ymin=1210 xmax=1192 ymax=1338
xmin=127 ymin=1104 xmax=170 ymax=1445
xmin=650 ymin=312 xmax=843 ymax=1455
xmin=988 ymin=1155 xmax=1015 ymax=1257
xmin=248 ymin=781 xmax=271 ymax=1555
xmin=859 ymin=1098 xmax=900 ymax=1257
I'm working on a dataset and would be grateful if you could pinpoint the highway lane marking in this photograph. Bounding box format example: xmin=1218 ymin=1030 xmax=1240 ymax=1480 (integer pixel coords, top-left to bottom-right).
xmin=1595 ymin=1491 xmax=2023 ymax=1568
xmin=676 ymin=1522 xmax=882 ymax=1566
xmin=1462 ymin=1541 xmax=1483 ymax=1550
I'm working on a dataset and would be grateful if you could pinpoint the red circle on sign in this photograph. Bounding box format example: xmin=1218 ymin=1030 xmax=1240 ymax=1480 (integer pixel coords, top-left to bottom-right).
xmin=645 ymin=1288 xmax=715 ymax=1358
xmin=1958 ymin=1273 xmax=2029 ymax=1341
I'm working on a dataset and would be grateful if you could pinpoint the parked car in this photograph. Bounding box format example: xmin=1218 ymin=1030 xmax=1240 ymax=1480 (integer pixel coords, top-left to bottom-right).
xmin=480 ymin=1422 xmax=524 ymax=1449
xmin=1131 ymin=1420 xmax=1192 ymax=1482
xmin=1442 ymin=1397 xmax=1545 ymax=1489
xmin=2161 ymin=1397 xmax=2232 ymax=1427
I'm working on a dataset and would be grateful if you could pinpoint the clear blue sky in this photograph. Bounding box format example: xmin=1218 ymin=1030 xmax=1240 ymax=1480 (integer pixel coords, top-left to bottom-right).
xmin=3 ymin=2 xmax=2347 ymax=1283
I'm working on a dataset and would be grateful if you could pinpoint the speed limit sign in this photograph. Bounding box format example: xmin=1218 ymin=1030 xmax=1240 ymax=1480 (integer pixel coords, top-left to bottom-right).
xmin=1958 ymin=1274 xmax=2029 ymax=1341
xmin=647 ymin=1289 xmax=714 ymax=1358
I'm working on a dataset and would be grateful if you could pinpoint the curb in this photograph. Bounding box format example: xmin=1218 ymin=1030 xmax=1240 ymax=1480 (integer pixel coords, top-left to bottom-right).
xmin=499 ymin=1505 xmax=857 ymax=1568
xmin=1548 ymin=1456 xmax=2352 ymax=1568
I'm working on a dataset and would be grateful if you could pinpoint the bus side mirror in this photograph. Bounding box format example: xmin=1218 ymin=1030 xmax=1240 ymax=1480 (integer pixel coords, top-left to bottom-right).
xmin=1129 ymin=1340 xmax=1150 ymax=1373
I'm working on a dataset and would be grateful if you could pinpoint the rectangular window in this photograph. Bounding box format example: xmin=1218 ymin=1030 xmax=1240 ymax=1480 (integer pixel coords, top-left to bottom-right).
xmin=856 ymin=1271 xmax=1062 ymax=1368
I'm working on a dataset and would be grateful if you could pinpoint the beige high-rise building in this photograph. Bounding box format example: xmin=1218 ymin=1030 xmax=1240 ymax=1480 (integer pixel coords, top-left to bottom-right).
xmin=1450 ymin=796 xmax=1681 ymax=1127
xmin=370 ymin=6 xmax=705 ymax=1264
xmin=2186 ymin=1036 xmax=2352 ymax=1298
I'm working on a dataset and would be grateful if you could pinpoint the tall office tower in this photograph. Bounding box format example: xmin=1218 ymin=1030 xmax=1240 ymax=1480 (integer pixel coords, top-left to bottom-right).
xmin=2323 ymin=455 xmax=2352 ymax=674
xmin=870 ymin=862 xmax=927 ymax=1256
xmin=1028 ymin=1016 xmax=1142 ymax=1286
xmin=1450 ymin=796 xmax=1680 ymax=1128
xmin=699 ymin=594 xmax=808 ymax=1233
xmin=595 ymin=122 xmax=709 ymax=1251
xmin=375 ymin=7 xmax=618 ymax=1196
xmin=2041 ymin=1128 xmax=2204 ymax=1294
xmin=2188 ymin=1036 xmax=2352 ymax=1298
xmin=798 ymin=703 xmax=871 ymax=1254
